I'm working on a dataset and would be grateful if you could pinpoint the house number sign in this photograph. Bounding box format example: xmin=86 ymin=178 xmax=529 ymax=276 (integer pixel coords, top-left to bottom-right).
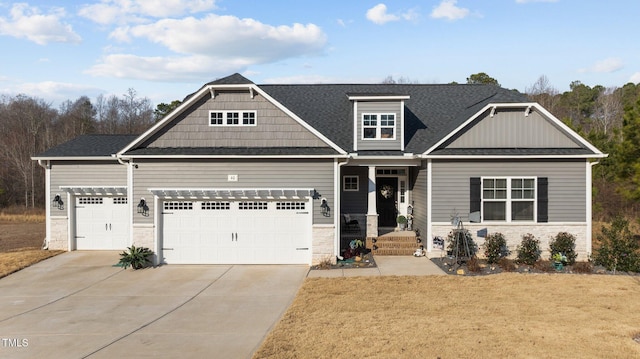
xmin=228 ymin=174 xmax=238 ymax=182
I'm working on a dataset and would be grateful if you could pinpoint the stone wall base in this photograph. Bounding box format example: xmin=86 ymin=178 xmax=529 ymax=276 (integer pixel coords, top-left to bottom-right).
xmin=312 ymin=225 xmax=335 ymax=266
xmin=48 ymin=217 xmax=69 ymax=251
xmin=430 ymin=223 xmax=589 ymax=261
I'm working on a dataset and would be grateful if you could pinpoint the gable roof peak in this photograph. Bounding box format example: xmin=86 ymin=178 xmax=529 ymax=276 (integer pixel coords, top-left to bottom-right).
xmin=207 ymin=73 xmax=254 ymax=85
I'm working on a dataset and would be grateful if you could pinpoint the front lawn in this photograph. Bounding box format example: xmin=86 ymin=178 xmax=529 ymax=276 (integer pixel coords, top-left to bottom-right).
xmin=255 ymin=274 xmax=640 ymax=358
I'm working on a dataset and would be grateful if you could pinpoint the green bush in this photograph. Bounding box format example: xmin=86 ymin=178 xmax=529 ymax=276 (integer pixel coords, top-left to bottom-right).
xmin=515 ymin=233 xmax=541 ymax=265
xmin=118 ymin=245 xmax=154 ymax=270
xmin=483 ymin=232 xmax=510 ymax=264
xmin=549 ymin=232 xmax=578 ymax=265
xmin=446 ymin=229 xmax=477 ymax=259
xmin=592 ymin=217 xmax=640 ymax=272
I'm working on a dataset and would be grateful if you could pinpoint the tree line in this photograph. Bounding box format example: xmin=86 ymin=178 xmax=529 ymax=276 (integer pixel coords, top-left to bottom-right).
xmin=1 ymin=74 xmax=639 ymax=222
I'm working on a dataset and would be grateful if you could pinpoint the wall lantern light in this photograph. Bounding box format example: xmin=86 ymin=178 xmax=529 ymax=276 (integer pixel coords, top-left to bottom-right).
xmin=137 ymin=197 xmax=149 ymax=217
xmin=320 ymin=198 xmax=330 ymax=217
xmin=53 ymin=193 xmax=64 ymax=210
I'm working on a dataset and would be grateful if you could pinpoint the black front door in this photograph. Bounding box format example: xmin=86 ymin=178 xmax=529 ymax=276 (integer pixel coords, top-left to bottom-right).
xmin=376 ymin=177 xmax=397 ymax=227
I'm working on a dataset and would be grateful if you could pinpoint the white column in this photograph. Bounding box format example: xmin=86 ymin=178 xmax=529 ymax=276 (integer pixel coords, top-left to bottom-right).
xmin=366 ymin=166 xmax=378 ymax=237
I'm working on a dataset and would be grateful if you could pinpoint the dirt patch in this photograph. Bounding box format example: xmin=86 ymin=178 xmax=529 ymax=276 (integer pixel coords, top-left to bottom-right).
xmin=0 ymin=221 xmax=46 ymax=252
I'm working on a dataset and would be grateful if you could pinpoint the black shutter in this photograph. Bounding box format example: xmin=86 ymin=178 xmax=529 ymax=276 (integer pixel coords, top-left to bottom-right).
xmin=537 ymin=177 xmax=548 ymax=223
xmin=470 ymin=177 xmax=481 ymax=222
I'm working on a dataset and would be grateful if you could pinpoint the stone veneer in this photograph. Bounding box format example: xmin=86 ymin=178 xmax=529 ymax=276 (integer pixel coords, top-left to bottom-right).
xmin=48 ymin=217 xmax=69 ymax=250
xmin=132 ymin=225 xmax=156 ymax=263
xmin=312 ymin=225 xmax=335 ymax=265
xmin=430 ymin=223 xmax=589 ymax=261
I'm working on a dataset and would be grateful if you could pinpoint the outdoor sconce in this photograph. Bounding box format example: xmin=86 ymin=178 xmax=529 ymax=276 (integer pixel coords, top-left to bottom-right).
xmin=137 ymin=197 xmax=149 ymax=217
xmin=320 ymin=198 xmax=330 ymax=217
xmin=53 ymin=193 xmax=64 ymax=210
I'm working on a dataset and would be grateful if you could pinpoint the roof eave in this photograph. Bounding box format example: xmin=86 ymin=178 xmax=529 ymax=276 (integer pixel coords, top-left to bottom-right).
xmin=421 ymin=154 xmax=608 ymax=160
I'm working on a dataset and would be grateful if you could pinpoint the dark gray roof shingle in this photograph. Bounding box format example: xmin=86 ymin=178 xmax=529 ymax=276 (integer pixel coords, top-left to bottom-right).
xmin=34 ymin=134 xmax=138 ymax=158
xmin=124 ymin=147 xmax=340 ymax=156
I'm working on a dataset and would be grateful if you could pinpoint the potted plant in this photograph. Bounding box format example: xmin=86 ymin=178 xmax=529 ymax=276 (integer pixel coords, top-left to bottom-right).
xmin=397 ymin=215 xmax=408 ymax=230
xmin=118 ymin=245 xmax=154 ymax=270
xmin=552 ymin=252 xmax=567 ymax=271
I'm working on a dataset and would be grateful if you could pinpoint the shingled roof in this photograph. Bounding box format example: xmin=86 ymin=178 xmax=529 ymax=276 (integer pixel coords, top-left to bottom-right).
xmin=34 ymin=134 xmax=138 ymax=158
xmin=260 ymin=83 xmax=528 ymax=153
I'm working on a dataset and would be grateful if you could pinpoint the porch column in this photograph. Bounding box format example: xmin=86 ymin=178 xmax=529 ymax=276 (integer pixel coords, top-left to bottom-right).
xmin=366 ymin=166 xmax=378 ymax=238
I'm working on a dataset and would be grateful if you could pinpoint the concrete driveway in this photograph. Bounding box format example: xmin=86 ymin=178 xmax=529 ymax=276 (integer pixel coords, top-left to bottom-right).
xmin=0 ymin=252 xmax=307 ymax=359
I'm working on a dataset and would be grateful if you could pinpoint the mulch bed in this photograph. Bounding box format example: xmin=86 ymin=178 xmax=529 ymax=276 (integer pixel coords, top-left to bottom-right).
xmin=310 ymin=252 xmax=377 ymax=270
xmin=430 ymin=256 xmax=640 ymax=276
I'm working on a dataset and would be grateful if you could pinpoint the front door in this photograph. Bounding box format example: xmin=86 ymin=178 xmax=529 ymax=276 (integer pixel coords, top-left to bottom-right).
xmin=376 ymin=177 xmax=397 ymax=227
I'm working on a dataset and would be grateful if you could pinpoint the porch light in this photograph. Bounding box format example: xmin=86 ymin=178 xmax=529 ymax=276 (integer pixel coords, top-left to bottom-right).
xmin=320 ymin=198 xmax=330 ymax=217
xmin=53 ymin=193 xmax=64 ymax=210
xmin=137 ymin=197 xmax=149 ymax=216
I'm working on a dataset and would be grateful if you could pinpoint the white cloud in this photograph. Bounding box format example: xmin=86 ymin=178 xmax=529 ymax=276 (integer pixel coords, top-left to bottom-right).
xmin=629 ymin=72 xmax=640 ymax=84
xmin=430 ymin=0 xmax=470 ymax=21
xmin=578 ymin=58 xmax=624 ymax=73
xmin=6 ymin=81 xmax=101 ymax=102
xmin=366 ymin=4 xmax=399 ymax=25
xmin=365 ymin=4 xmax=418 ymax=25
xmin=78 ymin=0 xmax=217 ymax=25
xmin=0 ymin=3 xmax=81 ymax=45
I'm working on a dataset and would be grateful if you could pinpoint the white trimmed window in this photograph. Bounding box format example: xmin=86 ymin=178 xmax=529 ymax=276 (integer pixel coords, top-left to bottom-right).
xmin=362 ymin=113 xmax=395 ymax=140
xmin=482 ymin=177 xmax=536 ymax=222
xmin=343 ymin=176 xmax=359 ymax=191
xmin=209 ymin=111 xmax=257 ymax=126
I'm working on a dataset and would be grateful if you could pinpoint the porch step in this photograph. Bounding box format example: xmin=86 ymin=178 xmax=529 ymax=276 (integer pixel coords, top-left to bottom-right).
xmin=366 ymin=234 xmax=422 ymax=256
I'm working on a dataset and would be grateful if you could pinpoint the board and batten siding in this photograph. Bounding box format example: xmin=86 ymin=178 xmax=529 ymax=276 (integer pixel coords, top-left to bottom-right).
xmin=431 ymin=160 xmax=587 ymax=223
xmin=447 ymin=108 xmax=580 ymax=149
xmin=132 ymin=159 xmax=335 ymax=225
xmin=340 ymin=166 xmax=368 ymax=214
xmin=49 ymin=161 xmax=127 ymax=206
xmin=146 ymin=91 xmax=328 ymax=148
xmin=410 ymin=164 xmax=428 ymax=235
xmin=356 ymin=101 xmax=402 ymax=151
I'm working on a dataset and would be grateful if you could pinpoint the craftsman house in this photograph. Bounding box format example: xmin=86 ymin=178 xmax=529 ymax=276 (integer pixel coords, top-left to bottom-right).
xmin=33 ymin=73 xmax=605 ymax=265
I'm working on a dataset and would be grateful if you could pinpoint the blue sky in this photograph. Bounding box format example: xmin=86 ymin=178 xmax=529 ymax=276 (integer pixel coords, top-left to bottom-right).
xmin=0 ymin=0 xmax=638 ymax=107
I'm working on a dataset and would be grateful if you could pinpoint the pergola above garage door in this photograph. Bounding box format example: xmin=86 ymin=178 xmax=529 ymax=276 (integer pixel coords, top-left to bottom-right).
xmin=154 ymin=188 xmax=315 ymax=265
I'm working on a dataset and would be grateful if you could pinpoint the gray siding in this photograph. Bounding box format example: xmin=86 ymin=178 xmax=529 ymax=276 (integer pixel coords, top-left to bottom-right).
xmin=410 ymin=163 xmax=428 ymax=235
xmin=132 ymin=159 xmax=335 ymax=225
xmin=431 ymin=160 xmax=587 ymax=223
xmin=147 ymin=91 xmax=328 ymax=148
xmin=448 ymin=108 xmax=580 ymax=148
xmin=340 ymin=166 xmax=368 ymax=214
xmin=356 ymin=101 xmax=402 ymax=151
xmin=50 ymin=161 xmax=127 ymax=211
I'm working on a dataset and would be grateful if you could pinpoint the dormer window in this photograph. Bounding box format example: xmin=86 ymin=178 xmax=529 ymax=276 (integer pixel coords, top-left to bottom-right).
xmin=362 ymin=113 xmax=395 ymax=140
xmin=209 ymin=111 xmax=257 ymax=126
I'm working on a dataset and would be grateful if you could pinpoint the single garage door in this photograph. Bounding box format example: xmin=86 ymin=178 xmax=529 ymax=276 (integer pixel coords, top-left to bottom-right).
xmin=161 ymin=199 xmax=311 ymax=264
xmin=75 ymin=196 xmax=130 ymax=250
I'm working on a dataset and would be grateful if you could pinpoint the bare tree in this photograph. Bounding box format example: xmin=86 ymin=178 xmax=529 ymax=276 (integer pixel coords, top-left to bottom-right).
xmin=593 ymin=86 xmax=623 ymax=136
xmin=525 ymin=75 xmax=560 ymax=113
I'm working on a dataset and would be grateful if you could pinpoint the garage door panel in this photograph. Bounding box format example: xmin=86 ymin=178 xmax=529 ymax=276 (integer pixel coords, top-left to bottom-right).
xmin=76 ymin=197 xmax=130 ymax=250
xmin=161 ymin=199 xmax=311 ymax=264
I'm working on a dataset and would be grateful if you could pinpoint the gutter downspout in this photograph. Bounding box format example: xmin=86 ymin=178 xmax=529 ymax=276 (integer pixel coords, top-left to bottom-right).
xmin=586 ymin=160 xmax=600 ymax=257
xmin=334 ymin=155 xmax=352 ymax=262
xmin=37 ymin=159 xmax=50 ymax=250
xmin=114 ymin=154 xmax=135 ymax=253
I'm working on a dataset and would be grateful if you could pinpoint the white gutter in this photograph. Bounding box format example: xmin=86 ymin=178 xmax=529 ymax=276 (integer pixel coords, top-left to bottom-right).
xmin=586 ymin=160 xmax=600 ymax=257
xmin=37 ymin=159 xmax=50 ymax=250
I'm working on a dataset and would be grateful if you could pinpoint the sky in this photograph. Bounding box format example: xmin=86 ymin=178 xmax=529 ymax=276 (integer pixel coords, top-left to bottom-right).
xmin=0 ymin=0 xmax=639 ymax=107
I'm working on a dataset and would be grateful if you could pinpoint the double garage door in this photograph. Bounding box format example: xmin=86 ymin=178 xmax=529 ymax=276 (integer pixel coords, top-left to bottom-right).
xmin=75 ymin=196 xmax=129 ymax=250
xmin=161 ymin=199 xmax=311 ymax=264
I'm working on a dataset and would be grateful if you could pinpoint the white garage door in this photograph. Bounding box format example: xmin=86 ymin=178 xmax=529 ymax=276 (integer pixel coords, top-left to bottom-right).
xmin=161 ymin=200 xmax=311 ymax=264
xmin=75 ymin=197 xmax=130 ymax=250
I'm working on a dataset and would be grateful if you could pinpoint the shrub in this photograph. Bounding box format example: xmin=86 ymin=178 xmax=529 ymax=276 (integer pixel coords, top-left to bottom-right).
xmin=483 ymin=232 xmax=510 ymax=264
xmin=466 ymin=256 xmax=482 ymax=273
xmin=446 ymin=229 xmax=478 ymax=259
xmin=592 ymin=217 xmax=640 ymax=272
xmin=549 ymin=232 xmax=577 ymax=265
xmin=498 ymin=257 xmax=516 ymax=272
xmin=118 ymin=245 xmax=154 ymax=270
xmin=515 ymin=233 xmax=541 ymax=265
